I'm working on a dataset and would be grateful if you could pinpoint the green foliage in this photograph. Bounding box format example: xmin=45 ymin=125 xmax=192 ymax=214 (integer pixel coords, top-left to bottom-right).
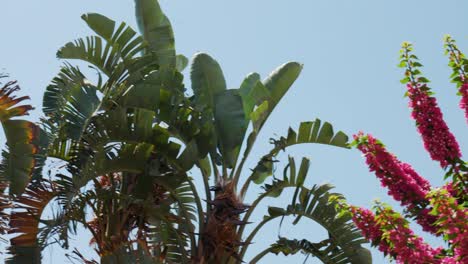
xmin=242 ymin=182 xmax=369 ymax=263
xmin=58 ymin=13 xmax=145 ymax=79
xmin=135 ymin=0 xmax=176 ymax=68
xmin=43 ymin=65 xmax=100 ymax=141
xmin=255 ymin=237 xmax=371 ymax=264
xmin=444 ymin=35 xmax=468 ymax=89
xmin=214 ymin=90 xmax=246 ymax=168
xmin=0 ymin=1 xmax=370 ymax=263
xmin=0 ymin=80 xmax=39 ymax=195
xmin=249 ymin=119 xmax=349 ymax=186
xmin=191 ymin=53 xmax=227 ymax=109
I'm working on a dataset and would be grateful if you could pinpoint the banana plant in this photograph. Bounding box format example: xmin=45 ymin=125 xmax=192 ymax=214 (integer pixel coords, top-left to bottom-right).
xmin=0 ymin=0 xmax=372 ymax=263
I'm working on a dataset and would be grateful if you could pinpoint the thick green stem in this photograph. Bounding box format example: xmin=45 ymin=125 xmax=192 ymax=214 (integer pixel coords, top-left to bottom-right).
xmin=187 ymin=179 xmax=205 ymax=246
xmin=210 ymin=152 xmax=221 ymax=185
xmin=232 ymin=133 xmax=258 ymax=188
xmin=237 ymin=191 xmax=268 ymax=239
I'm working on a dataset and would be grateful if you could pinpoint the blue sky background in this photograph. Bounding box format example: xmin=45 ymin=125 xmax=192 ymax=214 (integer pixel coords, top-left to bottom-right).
xmin=1 ymin=0 xmax=467 ymax=263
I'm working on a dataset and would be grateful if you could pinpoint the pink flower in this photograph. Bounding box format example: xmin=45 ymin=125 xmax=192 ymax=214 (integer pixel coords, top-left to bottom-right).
xmin=350 ymin=207 xmax=384 ymax=242
xmin=354 ymin=133 xmax=431 ymax=204
xmin=414 ymin=208 xmax=438 ymax=234
xmin=349 ymin=206 xmax=442 ymax=263
xmin=389 ymin=228 xmax=440 ymax=264
xmin=460 ymin=83 xmax=468 ymax=123
xmin=440 ymin=256 xmax=459 ymax=264
xmin=354 ymin=133 xmax=438 ymax=233
xmin=407 ymin=83 xmax=462 ymax=167
xmin=429 ymin=187 xmax=468 ymax=262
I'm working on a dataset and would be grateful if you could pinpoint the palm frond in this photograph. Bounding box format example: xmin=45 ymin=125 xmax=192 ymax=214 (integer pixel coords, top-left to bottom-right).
xmin=42 ymin=65 xmax=101 ymax=165
xmin=238 ymin=156 xmax=311 ymax=241
xmin=250 ymin=119 xmax=349 ymax=185
xmin=254 ymin=237 xmax=371 ymax=264
xmin=0 ymin=182 xmax=10 ymax=243
xmin=57 ymin=14 xmax=145 ymax=78
xmin=146 ymin=220 xmax=190 ymax=263
xmin=241 ymin=183 xmax=368 ymax=263
xmin=43 ymin=64 xmax=100 ymax=136
xmin=7 ymin=181 xmax=56 ymax=263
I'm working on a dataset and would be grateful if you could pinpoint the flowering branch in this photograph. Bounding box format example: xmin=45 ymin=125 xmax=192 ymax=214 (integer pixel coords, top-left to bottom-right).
xmin=353 ymin=133 xmax=437 ymax=233
xmin=337 ymin=201 xmax=444 ymax=263
xmin=399 ymin=42 xmax=462 ymax=169
xmin=347 ymin=39 xmax=468 ymax=263
xmin=444 ymin=35 xmax=468 ymax=123
xmin=428 ymin=186 xmax=468 ymax=260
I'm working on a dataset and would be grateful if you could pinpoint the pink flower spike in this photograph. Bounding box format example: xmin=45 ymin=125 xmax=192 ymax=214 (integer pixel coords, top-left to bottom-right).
xmin=354 ymin=134 xmax=431 ymax=205
xmin=428 ymin=187 xmax=468 ymax=262
xmin=349 ymin=205 xmax=443 ymax=263
xmin=406 ymin=83 xmax=462 ymax=168
xmin=353 ymin=133 xmax=438 ymax=233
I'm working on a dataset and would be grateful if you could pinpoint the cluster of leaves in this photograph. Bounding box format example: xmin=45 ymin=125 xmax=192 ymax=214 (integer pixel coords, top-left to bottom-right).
xmin=0 ymin=0 xmax=371 ymax=263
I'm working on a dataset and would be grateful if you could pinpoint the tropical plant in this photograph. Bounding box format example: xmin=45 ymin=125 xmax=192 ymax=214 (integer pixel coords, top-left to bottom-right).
xmin=336 ymin=39 xmax=468 ymax=263
xmin=0 ymin=1 xmax=371 ymax=263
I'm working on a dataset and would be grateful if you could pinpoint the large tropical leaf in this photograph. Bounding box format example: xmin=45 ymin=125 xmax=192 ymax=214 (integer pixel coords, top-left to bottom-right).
xmin=1 ymin=123 xmax=38 ymax=195
xmin=190 ymin=52 xmax=227 ymax=110
xmin=237 ymin=62 xmax=303 ymax=134
xmin=113 ymin=68 xmax=201 ymax=157
xmin=263 ymin=62 xmax=303 ymax=115
xmin=135 ymin=0 xmax=176 ymax=69
xmin=0 ymin=81 xmax=33 ymax=121
xmin=190 ymin=52 xmax=245 ymax=167
xmin=238 ymin=73 xmax=268 ymax=122
xmin=214 ymin=90 xmax=246 ymax=168
xmin=249 ymin=62 xmax=302 ymax=133
xmin=164 ymin=179 xmax=198 ymax=258
xmin=115 ymin=69 xmax=186 ymax=121
xmin=0 ymin=80 xmax=39 ymax=195
xmin=117 ymin=70 xmax=164 ymax=111
xmin=233 ymin=62 xmax=302 ymax=184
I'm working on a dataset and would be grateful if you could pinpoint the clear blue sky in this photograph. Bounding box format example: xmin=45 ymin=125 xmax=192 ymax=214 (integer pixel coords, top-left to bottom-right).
xmin=1 ymin=1 xmax=467 ymax=263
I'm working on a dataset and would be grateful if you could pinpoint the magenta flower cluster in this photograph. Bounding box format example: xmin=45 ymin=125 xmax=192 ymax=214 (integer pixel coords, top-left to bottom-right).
xmin=348 ymin=187 xmax=468 ymax=263
xmin=349 ymin=207 xmax=382 ymax=241
xmin=350 ymin=206 xmax=442 ymax=264
xmin=386 ymin=224 xmax=440 ymax=263
xmin=460 ymin=83 xmax=468 ymax=123
xmin=349 ymin=207 xmax=388 ymax=253
xmin=354 ymin=132 xmax=430 ymax=205
xmin=407 ymin=84 xmax=462 ymax=167
xmin=346 ymin=42 xmax=468 ymax=263
xmin=354 ymin=133 xmax=437 ymax=233
xmin=429 ymin=186 xmax=468 ymax=261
